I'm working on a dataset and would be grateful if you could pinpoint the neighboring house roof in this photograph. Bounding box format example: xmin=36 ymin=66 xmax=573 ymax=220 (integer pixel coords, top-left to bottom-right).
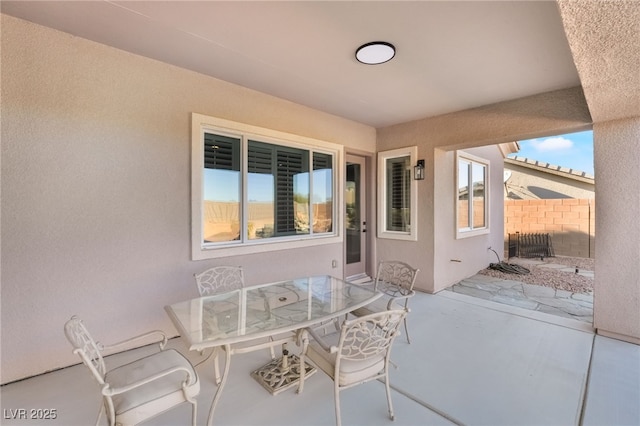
xmin=506 ymin=156 xmax=594 ymax=180
xmin=504 ymin=156 xmax=594 ymax=200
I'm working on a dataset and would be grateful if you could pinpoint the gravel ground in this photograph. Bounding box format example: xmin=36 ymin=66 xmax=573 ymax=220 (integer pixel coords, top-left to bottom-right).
xmin=478 ymin=255 xmax=595 ymax=294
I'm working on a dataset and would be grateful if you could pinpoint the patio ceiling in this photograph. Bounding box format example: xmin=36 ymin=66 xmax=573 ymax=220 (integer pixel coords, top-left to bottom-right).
xmin=1 ymin=1 xmax=588 ymax=129
xmin=3 ymin=1 xmax=638 ymax=127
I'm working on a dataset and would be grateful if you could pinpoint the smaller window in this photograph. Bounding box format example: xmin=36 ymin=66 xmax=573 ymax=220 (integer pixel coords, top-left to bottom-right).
xmin=203 ymin=133 xmax=241 ymax=244
xmin=312 ymin=152 xmax=334 ymax=234
xmin=378 ymin=146 xmax=418 ymax=241
xmin=456 ymin=151 xmax=489 ymax=238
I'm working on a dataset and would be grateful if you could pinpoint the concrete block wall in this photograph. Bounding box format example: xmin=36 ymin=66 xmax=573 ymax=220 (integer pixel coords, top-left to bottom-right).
xmin=505 ymin=199 xmax=595 ymax=258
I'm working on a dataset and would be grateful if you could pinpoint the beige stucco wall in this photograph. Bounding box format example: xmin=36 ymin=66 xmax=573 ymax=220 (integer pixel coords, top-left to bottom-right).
xmin=0 ymin=15 xmax=376 ymax=383
xmin=593 ymin=117 xmax=640 ymax=344
xmin=378 ymin=92 xmax=640 ymax=348
xmin=377 ymin=87 xmax=592 ymax=293
xmin=433 ymin=145 xmax=507 ymax=292
xmin=556 ymin=1 xmax=639 ymax=344
xmin=3 ymin=2 xmax=639 ymax=384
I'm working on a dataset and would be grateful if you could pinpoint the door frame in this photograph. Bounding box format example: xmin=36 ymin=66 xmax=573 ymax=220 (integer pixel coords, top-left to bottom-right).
xmin=344 ymin=153 xmax=373 ymax=279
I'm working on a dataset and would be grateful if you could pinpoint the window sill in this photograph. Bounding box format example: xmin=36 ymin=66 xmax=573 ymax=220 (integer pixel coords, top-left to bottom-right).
xmin=192 ymin=234 xmax=342 ymax=260
xmin=456 ymin=228 xmax=490 ymax=240
xmin=377 ymin=230 xmax=417 ymax=241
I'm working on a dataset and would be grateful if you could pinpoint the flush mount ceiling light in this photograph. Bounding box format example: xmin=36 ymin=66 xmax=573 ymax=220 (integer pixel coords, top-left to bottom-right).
xmin=355 ymin=41 xmax=395 ymax=65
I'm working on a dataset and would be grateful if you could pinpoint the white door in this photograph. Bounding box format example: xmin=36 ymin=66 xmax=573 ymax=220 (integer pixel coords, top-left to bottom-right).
xmin=345 ymin=155 xmax=367 ymax=279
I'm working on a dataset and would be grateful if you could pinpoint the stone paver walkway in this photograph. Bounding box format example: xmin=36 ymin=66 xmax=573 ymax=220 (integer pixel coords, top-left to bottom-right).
xmin=448 ymin=262 xmax=594 ymax=323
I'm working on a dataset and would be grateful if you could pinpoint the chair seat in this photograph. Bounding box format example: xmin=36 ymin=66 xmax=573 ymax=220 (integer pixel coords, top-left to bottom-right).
xmin=106 ymin=349 xmax=199 ymax=425
xmin=298 ymin=309 xmax=407 ymax=426
xmin=305 ymin=332 xmax=385 ymax=387
xmin=350 ymin=296 xmax=402 ymax=318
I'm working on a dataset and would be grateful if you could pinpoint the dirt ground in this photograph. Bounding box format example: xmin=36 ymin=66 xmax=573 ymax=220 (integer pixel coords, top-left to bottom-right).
xmin=477 ymin=255 xmax=595 ymax=294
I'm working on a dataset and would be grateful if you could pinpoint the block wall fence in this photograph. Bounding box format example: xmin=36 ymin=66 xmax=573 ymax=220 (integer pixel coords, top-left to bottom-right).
xmin=504 ymin=199 xmax=595 ymax=259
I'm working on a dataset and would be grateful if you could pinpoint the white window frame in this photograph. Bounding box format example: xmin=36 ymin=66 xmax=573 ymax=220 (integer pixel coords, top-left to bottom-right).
xmin=192 ymin=113 xmax=343 ymax=260
xmin=456 ymin=151 xmax=489 ymax=239
xmin=377 ymin=146 xmax=418 ymax=241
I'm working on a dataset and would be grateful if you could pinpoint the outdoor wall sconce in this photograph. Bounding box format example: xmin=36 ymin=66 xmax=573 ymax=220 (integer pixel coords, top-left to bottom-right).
xmin=414 ymin=159 xmax=425 ymax=180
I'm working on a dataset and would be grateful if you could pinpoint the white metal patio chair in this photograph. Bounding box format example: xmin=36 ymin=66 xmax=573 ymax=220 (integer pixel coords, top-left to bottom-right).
xmin=194 ymin=266 xmax=293 ymax=384
xmin=297 ymin=309 xmax=408 ymax=426
xmin=194 ymin=265 xmax=246 ymax=296
xmin=64 ymin=315 xmax=199 ymax=426
xmin=350 ymin=260 xmax=419 ymax=343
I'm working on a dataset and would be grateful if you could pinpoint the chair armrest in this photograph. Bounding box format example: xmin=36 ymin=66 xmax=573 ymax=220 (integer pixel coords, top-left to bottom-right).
xmin=385 ymin=290 xmax=416 ymax=310
xmin=102 ymin=364 xmax=196 ymax=396
xmin=99 ymin=330 xmax=168 ymax=353
xmin=305 ymin=326 xmax=338 ymax=354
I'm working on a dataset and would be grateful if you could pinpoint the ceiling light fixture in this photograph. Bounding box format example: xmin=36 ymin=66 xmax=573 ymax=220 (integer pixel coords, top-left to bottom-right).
xmin=355 ymin=41 xmax=395 ymax=65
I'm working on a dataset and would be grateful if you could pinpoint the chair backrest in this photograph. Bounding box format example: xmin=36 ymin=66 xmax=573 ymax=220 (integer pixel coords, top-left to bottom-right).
xmin=64 ymin=316 xmax=107 ymax=384
xmin=194 ymin=266 xmax=244 ymax=296
xmin=336 ymin=309 xmax=407 ymax=365
xmin=374 ymin=261 xmax=419 ymax=297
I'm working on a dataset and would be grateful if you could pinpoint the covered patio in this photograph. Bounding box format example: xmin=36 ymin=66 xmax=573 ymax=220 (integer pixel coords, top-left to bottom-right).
xmin=2 ymin=2 xmax=639 ymax=424
xmin=2 ymin=291 xmax=638 ymax=426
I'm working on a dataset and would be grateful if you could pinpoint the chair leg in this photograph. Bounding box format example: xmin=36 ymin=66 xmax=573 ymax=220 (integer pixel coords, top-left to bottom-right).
xmin=297 ymin=352 xmax=306 ymax=394
xmin=334 ymin=383 xmax=342 ymax=426
xmin=404 ymin=317 xmax=411 ymax=344
xmin=190 ymin=400 xmax=198 ymax=426
xmin=95 ymin=402 xmax=105 ymax=426
xmin=213 ymin=354 xmax=222 ymax=385
xmin=297 ymin=330 xmax=309 ymax=394
xmin=180 ymin=377 xmax=199 ymax=426
xmin=384 ymin=372 xmax=395 ymax=421
xmin=105 ymin=399 xmax=116 ymax=426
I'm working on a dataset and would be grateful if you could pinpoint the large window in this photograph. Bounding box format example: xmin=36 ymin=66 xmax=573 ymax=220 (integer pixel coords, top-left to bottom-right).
xmin=377 ymin=146 xmax=418 ymax=241
xmin=456 ymin=151 xmax=489 ymax=238
xmin=193 ymin=114 xmax=341 ymax=260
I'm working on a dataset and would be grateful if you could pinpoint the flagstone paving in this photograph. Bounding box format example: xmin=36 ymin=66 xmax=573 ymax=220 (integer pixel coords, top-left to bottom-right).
xmin=448 ymin=265 xmax=594 ymax=323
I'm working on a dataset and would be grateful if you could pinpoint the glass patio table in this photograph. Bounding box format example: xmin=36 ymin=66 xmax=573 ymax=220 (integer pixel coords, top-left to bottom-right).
xmin=165 ymin=275 xmax=381 ymax=425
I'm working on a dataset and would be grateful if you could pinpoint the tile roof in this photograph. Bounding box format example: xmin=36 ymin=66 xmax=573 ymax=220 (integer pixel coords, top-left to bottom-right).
xmin=505 ymin=156 xmax=594 ymax=181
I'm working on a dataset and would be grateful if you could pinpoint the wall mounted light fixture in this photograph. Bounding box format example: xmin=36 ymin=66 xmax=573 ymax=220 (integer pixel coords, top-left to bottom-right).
xmin=414 ymin=159 xmax=425 ymax=180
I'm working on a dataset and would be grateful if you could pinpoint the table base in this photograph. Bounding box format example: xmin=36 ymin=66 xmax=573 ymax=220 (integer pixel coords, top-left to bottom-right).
xmin=251 ymin=354 xmax=316 ymax=395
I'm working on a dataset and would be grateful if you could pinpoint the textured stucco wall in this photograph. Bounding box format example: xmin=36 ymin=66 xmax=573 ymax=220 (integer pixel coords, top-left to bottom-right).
xmin=377 ymin=88 xmax=592 ymax=293
xmin=558 ymin=1 xmax=640 ymax=124
xmin=432 ymin=146 xmax=506 ymax=292
xmin=0 ymin=15 xmax=375 ymax=383
xmin=557 ymin=1 xmax=640 ymax=344
xmin=593 ymin=118 xmax=640 ymax=343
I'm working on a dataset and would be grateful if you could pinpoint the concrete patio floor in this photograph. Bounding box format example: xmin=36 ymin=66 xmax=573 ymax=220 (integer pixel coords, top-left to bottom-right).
xmin=1 ymin=290 xmax=638 ymax=426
